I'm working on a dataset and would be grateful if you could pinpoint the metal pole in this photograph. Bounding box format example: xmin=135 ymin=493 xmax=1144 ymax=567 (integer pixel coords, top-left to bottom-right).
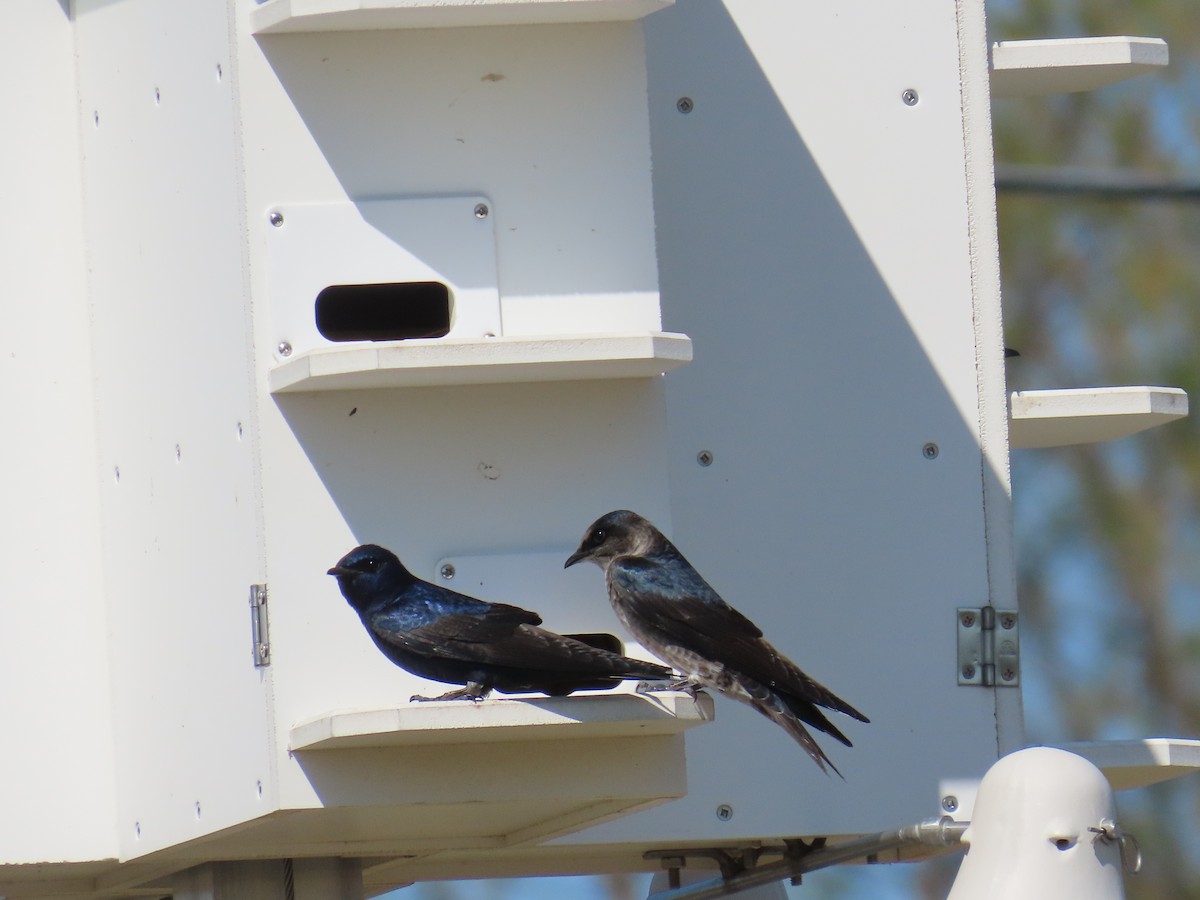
xmin=647 ymin=818 xmax=967 ymax=900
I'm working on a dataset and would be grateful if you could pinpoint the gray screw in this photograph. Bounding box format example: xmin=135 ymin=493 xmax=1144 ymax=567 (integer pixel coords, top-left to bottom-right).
xmin=960 ymin=611 xmax=976 ymax=628
xmin=1000 ymin=614 xmax=1016 ymax=630
xmin=134 ymin=822 xmax=141 ymax=839
xmin=474 ymin=203 xmax=489 ymax=219
xmin=923 ymin=442 xmax=939 ymax=459
xmin=1001 ymin=667 xmax=1017 ymax=682
xmin=440 ymin=563 xmax=456 ymax=580
xmin=942 ymin=795 xmax=958 ymax=813
xmin=195 ymin=801 xmax=201 ymax=819
xmin=697 ymin=450 xmax=714 ymax=467
xmin=175 ymin=444 xmax=181 ymax=462
xmin=269 ymin=211 xmax=284 ymax=227
xmin=902 ymin=88 xmax=919 ymax=106
xmin=716 ymin=804 xmax=733 ymax=821
xmin=961 ymin=664 xmax=976 ymax=680
xmin=277 ymin=340 xmax=292 ymax=357
xmin=677 ymin=97 xmax=694 ymax=114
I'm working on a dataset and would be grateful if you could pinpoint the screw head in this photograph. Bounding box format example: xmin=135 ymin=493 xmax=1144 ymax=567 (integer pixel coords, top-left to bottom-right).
xmin=277 ymin=340 xmax=292 ymax=357
xmin=715 ymin=804 xmax=733 ymax=821
xmin=474 ymin=203 xmax=489 ymax=219
xmin=676 ymin=96 xmax=694 ymax=114
xmin=961 ymin=664 xmax=976 ymax=680
xmin=902 ymin=88 xmax=919 ymax=106
xmin=268 ymin=210 xmax=284 ymax=227
xmin=440 ymin=563 xmax=456 ymax=580
xmin=1001 ymin=667 xmax=1017 ymax=682
xmin=942 ymin=795 xmax=958 ymax=813
xmin=1000 ymin=614 xmax=1016 ymax=630
xmin=960 ymin=611 xmax=976 ymax=628
xmin=696 ymin=450 xmax=714 ymax=467
xmin=922 ymin=442 xmax=939 ymax=459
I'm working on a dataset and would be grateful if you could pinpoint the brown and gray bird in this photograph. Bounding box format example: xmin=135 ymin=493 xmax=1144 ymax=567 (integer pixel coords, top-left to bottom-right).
xmin=565 ymin=510 xmax=868 ymax=776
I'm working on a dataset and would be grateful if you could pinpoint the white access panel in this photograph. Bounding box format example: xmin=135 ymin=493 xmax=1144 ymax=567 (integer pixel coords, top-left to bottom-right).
xmin=72 ymin=0 xmax=273 ymax=860
xmin=265 ymin=195 xmax=503 ymax=356
xmin=553 ymin=0 xmax=1017 ymax=848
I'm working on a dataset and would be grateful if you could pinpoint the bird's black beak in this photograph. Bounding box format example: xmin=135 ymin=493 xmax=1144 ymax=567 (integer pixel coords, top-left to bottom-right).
xmin=564 ymin=550 xmax=586 ymax=569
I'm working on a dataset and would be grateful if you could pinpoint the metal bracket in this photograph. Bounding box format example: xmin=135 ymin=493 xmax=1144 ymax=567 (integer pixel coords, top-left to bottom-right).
xmin=250 ymin=584 xmax=270 ymax=667
xmin=957 ymin=607 xmax=1018 ymax=686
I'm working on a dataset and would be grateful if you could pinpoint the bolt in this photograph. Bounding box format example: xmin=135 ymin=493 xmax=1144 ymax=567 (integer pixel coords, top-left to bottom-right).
xmin=923 ymin=442 xmax=939 ymax=459
xmin=440 ymin=563 xmax=456 ymax=580
xmin=961 ymin=664 xmax=976 ymax=680
xmin=277 ymin=341 xmax=292 ymax=357
xmin=697 ymin=450 xmax=714 ymax=467
xmin=902 ymin=88 xmax=919 ymax=106
xmin=474 ymin=203 xmax=489 ymax=219
xmin=716 ymin=804 xmax=733 ymax=821
xmin=942 ymin=795 xmax=958 ymax=813
xmin=1000 ymin=614 xmax=1016 ymax=630
xmin=960 ymin=611 xmax=976 ymax=628
xmin=676 ymin=97 xmax=694 ymax=114
xmin=268 ymin=211 xmax=284 ymax=227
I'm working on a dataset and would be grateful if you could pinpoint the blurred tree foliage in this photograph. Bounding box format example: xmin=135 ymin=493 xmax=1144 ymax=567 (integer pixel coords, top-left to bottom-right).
xmin=987 ymin=1 xmax=1200 ymax=898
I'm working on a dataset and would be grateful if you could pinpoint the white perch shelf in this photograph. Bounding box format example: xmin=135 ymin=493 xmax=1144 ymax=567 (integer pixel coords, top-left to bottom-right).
xmin=1009 ymin=386 xmax=1187 ymax=449
xmin=291 ymin=692 xmax=715 ymax=751
xmin=250 ymin=0 xmax=674 ymax=34
xmin=268 ymin=332 xmax=693 ymax=392
xmin=1059 ymin=738 xmax=1200 ymax=791
xmin=990 ymin=36 xmax=1169 ymax=98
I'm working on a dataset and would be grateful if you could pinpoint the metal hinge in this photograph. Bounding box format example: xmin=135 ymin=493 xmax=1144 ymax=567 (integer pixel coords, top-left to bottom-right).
xmin=957 ymin=607 xmax=1018 ymax=686
xmin=250 ymin=584 xmax=270 ymax=667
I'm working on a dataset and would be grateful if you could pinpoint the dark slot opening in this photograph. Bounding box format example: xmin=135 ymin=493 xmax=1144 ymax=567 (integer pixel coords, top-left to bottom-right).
xmin=315 ymin=282 xmax=451 ymax=342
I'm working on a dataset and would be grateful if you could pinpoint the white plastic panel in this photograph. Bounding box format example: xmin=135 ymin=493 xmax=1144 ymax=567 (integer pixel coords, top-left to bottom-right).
xmin=555 ymin=0 xmax=1014 ymax=848
xmin=264 ymin=196 xmax=501 ymax=360
xmin=240 ymin=21 xmax=662 ymax=343
xmin=0 ymin=0 xmax=117 ymax=865
xmin=72 ymin=0 xmax=273 ymax=862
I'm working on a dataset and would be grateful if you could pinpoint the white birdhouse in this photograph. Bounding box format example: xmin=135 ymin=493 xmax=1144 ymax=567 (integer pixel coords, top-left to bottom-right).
xmin=0 ymin=0 xmax=1190 ymax=897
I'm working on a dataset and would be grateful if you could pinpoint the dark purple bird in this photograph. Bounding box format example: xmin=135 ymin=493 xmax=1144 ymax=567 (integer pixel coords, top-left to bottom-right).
xmin=329 ymin=543 xmax=670 ymax=701
xmin=565 ymin=510 xmax=868 ymax=776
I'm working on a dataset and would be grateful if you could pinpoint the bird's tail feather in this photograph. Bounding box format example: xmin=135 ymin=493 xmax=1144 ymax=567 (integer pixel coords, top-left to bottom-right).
xmin=735 ymin=675 xmax=844 ymax=778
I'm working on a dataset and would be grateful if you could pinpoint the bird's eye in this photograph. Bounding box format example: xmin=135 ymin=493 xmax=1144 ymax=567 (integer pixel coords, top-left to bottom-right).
xmin=591 ymin=529 xmax=605 ymax=546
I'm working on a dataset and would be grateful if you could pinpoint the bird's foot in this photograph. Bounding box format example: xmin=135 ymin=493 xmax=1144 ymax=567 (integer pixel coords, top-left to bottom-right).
xmin=409 ymin=686 xmax=488 ymax=703
xmin=636 ymin=677 xmax=700 ymax=697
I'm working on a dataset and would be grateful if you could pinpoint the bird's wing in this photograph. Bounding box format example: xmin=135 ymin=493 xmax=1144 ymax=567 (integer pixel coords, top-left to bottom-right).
xmin=368 ymin=583 xmax=544 ymax=661
xmin=610 ymin=555 xmax=763 ymax=641
xmin=611 ymin=557 xmax=868 ymax=725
